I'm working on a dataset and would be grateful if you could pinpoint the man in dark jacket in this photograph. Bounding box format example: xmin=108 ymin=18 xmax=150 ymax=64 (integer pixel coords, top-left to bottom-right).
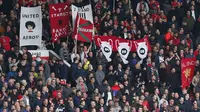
xmin=58 ymin=60 xmax=68 ymax=81
xmin=21 ymin=47 xmax=32 ymax=64
xmin=87 ymin=77 xmax=97 ymax=98
xmin=115 ymin=63 xmax=124 ymax=83
xmin=184 ymin=94 xmax=192 ymax=112
xmin=182 ymin=10 xmax=195 ymax=32
xmin=62 ymin=83 xmax=72 ymax=99
xmin=72 ymin=62 xmax=86 ymax=80
xmin=87 ymin=51 xmax=97 ymax=71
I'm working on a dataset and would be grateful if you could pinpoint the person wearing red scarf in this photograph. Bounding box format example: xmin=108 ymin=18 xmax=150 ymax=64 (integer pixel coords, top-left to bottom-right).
xmin=76 ymin=77 xmax=88 ymax=93
xmin=185 ymin=33 xmax=193 ymax=48
xmin=194 ymin=45 xmax=200 ymax=57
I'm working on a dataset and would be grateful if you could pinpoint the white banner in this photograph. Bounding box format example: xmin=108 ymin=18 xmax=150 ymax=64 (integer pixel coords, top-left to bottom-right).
xmin=28 ymin=50 xmax=49 ymax=60
xmin=72 ymin=4 xmax=93 ymax=29
xmin=20 ymin=6 xmax=42 ymax=47
xmin=97 ymin=38 xmax=113 ymax=62
xmin=116 ymin=40 xmax=132 ymax=64
xmin=134 ymin=39 xmax=148 ymax=60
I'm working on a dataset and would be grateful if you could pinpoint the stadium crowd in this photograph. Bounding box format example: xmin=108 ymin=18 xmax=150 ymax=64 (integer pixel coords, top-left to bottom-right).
xmin=1 ymin=0 xmax=200 ymax=112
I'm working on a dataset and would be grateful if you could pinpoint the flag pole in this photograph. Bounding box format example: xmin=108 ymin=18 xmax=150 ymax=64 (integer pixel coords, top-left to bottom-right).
xmin=74 ymin=35 xmax=78 ymax=55
xmin=113 ymin=0 xmax=115 ymax=12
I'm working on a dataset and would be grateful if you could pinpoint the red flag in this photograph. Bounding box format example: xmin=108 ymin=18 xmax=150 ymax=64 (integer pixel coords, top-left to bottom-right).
xmin=94 ymin=35 xmax=151 ymax=52
xmin=73 ymin=15 xmax=93 ymax=42
xmin=49 ymin=3 xmax=70 ymax=42
xmin=181 ymin=58 xmax=196 ymax=89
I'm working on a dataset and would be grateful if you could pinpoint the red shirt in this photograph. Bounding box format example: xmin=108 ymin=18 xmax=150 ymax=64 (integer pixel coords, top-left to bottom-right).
xmin=165 ymin=32 xmax=172 ymax=43
xmin=142 ymin=100 xmax=150 ymax=109
xmin=171 ymin=2 xmax=178 ymax=7
xmin=186 ymin=39 xmax=192 ymax=48
xmin=151 ymin=14 xmax=159 ymax=21
xmin=194 ymin=50 xmax=199 ymax=57
xmin=18 ymin=0 xmax=29 ymax=5
xmin=173 ymin=38 xmax=180 ymax=45
xmin=149 ymin=1 xmax=160 ymax=9
xmin=0 ymin=36 xmax=11 ymax=51
xmin=18 ymin=0 xmax=33 ymax=6
xmin=157 ymin=15 xmax=167 ymax=22
xmin=94 ymin=21 xmax=100 ymax=31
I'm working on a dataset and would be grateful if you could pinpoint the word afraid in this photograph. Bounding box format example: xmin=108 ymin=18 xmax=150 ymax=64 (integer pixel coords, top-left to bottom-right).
xmin=23 ymin=35 xmax=39 ymax=39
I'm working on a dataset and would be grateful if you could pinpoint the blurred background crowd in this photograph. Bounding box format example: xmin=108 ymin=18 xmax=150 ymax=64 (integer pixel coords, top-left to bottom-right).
xmin=1 ymin=0 xmax=200 ymax=112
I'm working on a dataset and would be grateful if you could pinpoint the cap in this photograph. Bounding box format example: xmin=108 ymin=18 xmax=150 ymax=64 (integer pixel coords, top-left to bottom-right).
xmin=17 ymin=95 xmax=23 ymax=100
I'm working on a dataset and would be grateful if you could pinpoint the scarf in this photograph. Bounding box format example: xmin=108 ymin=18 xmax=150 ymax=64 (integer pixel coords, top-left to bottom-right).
xmin=148 ymin=64 xmax=153 ymax=67
xmin=81 ymin=83 xmax=85 ymax=92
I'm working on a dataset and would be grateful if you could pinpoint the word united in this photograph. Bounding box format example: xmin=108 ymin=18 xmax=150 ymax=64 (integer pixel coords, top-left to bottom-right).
xmin=22 ymin=14 xmax=40 ymax=18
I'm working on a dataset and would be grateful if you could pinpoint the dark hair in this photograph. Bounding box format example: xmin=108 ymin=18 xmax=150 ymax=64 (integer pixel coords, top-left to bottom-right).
xmin=25 ymin=21 xmax=35 ymax=29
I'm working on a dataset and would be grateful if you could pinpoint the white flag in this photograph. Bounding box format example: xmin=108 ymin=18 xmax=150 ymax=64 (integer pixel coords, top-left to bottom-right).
xmin=20 ymin=6 xmax=42 ymax=47
xmin=72 ymin=4 xmax=93 ymax=29
xmin=97 ymin=38 xmax=113 ymax=62
xmin=116 ymin=40 xmax=132 ymax=64
xmin=134 ymin=40 xmax=148 ymax=60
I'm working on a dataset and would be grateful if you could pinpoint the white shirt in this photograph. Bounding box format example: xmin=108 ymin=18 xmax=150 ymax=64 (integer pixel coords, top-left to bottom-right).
xmin=124 ymin=33 xmax=128 ymax=39
xmin=23 ymin=96 xmax=30 ymax=106
xmin=106 ymin=92 xmax=112 ymax=106
xmin=191 ymin=10 xmax=196 ymax=20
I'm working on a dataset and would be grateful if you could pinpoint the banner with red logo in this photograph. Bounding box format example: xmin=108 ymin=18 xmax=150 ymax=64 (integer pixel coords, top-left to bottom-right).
xmin=49 ymin=3 xmax=70 ymax=42
xmin=94 ymin=35 xmax=151 ymax=52
xmin=181 ymin=58 xmax=196 ymax=89
xmin=73 ymin=15 xmax=93 ymax=42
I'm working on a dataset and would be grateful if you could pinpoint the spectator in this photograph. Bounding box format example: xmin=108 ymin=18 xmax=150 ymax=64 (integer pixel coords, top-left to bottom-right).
xmin=0 ymin=33 xmax=11 ymax=51
xmin=59 ymin=42 xmax=70 ymax=62
xmin=76 ymin=77 xmax=88 ymax=93
xmin=0 ymin=0 xmax=200 ymax=111
xmin=95 ymin=65 xmax=105 ymax=87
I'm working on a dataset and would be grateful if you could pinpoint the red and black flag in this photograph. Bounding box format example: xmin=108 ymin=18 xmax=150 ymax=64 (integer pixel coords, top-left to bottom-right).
xmin=73 ymin=14 xmax=93 ymax=42
xmin=49 ymin=3 xmax=70 ymax=42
